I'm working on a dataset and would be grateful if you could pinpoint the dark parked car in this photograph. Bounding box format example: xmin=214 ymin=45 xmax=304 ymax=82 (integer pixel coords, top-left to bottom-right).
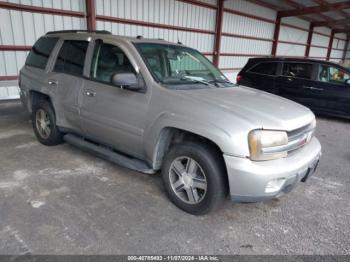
xmin=237 ymin=57 xmax=350 ymax=118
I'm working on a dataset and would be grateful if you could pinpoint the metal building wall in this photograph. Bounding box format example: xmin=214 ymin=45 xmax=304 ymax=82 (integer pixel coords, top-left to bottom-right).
xmin=0 ymin=0 xmax=86 ymax=99
xmin=276 ymin=17 xmax=309 ymax=57
xmin=95 ymin=0 xmax=217 ymax=62
xmin=329 ymin=33 xmax=347 ymax=63
xmin=309 ymin=27 xmax=330 ymax=59
xmin=220 ymin=0 xmax=276 ymax=81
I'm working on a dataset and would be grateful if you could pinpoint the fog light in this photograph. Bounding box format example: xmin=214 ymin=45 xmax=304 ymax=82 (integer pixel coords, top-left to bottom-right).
xmin=265 ymin=178 xmax=286 ymax=193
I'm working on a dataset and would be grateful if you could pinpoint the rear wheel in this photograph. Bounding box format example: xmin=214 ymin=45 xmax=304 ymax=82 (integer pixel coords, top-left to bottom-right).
xmin=162 ymin=142 xmax=227 ymax=215
xmin=32 ymin=100 xmax=63 ymax=146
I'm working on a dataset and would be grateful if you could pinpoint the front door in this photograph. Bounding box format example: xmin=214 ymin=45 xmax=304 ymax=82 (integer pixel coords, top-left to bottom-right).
xmin=80 ymin=40 xmax=149 ymax=158
xmin=310 ymin=64 xmax=350 ymax=116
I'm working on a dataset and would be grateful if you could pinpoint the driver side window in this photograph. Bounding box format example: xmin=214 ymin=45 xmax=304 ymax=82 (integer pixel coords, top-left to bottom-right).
xmin=90 ymin=40 xmax=135 ymax=83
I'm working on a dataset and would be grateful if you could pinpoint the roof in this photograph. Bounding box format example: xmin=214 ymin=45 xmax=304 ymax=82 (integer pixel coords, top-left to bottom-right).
xmin=248 ymin=56 xmax=344 ymax=65
xmin=45 ymin=30 xmax=177 ymax=45
xmin=248 ymin=0 xmax=350 ymax=36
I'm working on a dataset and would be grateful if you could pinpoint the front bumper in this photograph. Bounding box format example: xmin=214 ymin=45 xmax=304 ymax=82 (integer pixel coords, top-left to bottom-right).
xmin=224 ymin=137 xmax=322 ymax=202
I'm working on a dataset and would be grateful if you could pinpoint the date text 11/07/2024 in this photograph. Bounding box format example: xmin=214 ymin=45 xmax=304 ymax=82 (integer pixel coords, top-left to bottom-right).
xmin=127 ymin=255 xmax=219 ymax=261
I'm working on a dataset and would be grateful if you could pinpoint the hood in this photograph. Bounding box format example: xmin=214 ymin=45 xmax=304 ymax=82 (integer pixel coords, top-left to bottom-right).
xmin=178 ymin=85 xmax=315 ymax=131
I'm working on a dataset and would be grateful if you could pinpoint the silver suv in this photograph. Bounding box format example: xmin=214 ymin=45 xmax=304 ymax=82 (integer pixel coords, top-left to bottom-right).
xmin=19 ymin=30 xmax=322 ymax=215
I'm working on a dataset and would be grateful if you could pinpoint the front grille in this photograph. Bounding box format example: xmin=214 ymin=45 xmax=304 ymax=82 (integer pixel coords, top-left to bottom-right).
xmin=287 ymin=122 xmax=315 ymax=153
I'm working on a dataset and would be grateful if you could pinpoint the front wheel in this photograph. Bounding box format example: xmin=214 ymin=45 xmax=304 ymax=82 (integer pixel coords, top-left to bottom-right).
xmin=162 ymin=142 xmax=228 ymax=215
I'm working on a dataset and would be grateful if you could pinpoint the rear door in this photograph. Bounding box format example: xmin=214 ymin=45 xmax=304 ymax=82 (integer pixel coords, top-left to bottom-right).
xmin=240 ymin=61 xmax=279 ymax=93
xmin=311 ymin=64 xmax=350 ymax=116
xmin=20 ymin=37 xmax=59 ymax=109
xmin=49 ymin=39 xmax=90 ymax=132
xmin=276 ymin=62 xmax=316 ymax=107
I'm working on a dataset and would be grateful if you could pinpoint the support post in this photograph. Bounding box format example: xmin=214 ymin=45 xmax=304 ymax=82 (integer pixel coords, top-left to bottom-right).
xmin=85 ymin=0 xmax=96 ymax=31
xmin=213 ymin=0 xmax=224 ymax=67
xmin=326 ymin=30 xmax=335 ymax=61
xmin=305 ymin=23 xmax=314 ymax=57
xmin=271 ymin=14 xmax=281 ymax=56
xmin=342 ymin=36 xmax=349 ymax=63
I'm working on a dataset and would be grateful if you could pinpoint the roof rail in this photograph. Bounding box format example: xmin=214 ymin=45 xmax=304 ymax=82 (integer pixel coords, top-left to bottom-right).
xmin=46 ymin=30 xmax=111 ymax=35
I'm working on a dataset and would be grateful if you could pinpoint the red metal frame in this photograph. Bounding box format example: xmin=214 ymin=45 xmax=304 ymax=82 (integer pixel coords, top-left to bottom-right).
xmin=0 ymin=1 xmax=84 ymax=17
xmin=213 ymin=0 xmax=224 ymax=67
xmin=0 ymin=76 xmax=18 ymax=81
xmin=342 ymin=38 xmax=349 ymax=62
xmin=305 ymin=23 xmax=314 ymax=57
xmin=0 ymin=45 xmax=31 ymax=51
xmin=85 ymin=0 xmax=96 ymax=31
xmin=271 ymin=15 xmax=281 ymax=56
xmin=327 ymin=30 xmax=335 ymax=61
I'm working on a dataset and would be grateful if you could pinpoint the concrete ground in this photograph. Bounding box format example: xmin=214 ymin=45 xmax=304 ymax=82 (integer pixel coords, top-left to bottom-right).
xmin=0 ymin=100 xmax=349 ymax=255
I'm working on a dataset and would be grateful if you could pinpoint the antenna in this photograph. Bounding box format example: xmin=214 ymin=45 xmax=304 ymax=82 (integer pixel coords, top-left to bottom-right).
xmin=177 ymin=36 xmax=182 ymax=45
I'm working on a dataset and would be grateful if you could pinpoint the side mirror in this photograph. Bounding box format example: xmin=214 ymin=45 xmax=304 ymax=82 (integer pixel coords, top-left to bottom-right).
xmin=346 ymin=79 xmax=350 ymax=85
xmin=111 ymin=73 xmax=143 ymax=91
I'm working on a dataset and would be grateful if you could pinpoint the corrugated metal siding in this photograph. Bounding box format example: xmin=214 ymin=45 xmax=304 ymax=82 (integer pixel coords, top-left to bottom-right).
xmin=309 ymin=47 xmax=327 ymax=58
xmin=314 ymin=26 xmax=331 ymax=36
xmin=279 ymin=26 xmax=308 ymax=44
xmin=95 ymin=0 xmax=216 ymax=55
xmin=96 ymin=21 xmax=215 ymax=53
xmin=277 ymin=17 xmax=309 ymax=57
xmin=0 ymin=0 xmax=86 ymax=99
xmin=224 ymin=0 xmax=276 ymax=20
xmin=96 ymin=0 xmax=216 ymax=31
xmin=220 ymin=0 xmax=275 ymax=80
xmin=276 ymin=43 xmax=305 ymax=57
xmin=282 ymin=17 xmax=309 ymax=29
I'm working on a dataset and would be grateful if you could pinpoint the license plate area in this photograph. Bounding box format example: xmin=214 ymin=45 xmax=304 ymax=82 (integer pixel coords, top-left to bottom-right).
xmin=301 ymin=159 xmax=319 ymax=182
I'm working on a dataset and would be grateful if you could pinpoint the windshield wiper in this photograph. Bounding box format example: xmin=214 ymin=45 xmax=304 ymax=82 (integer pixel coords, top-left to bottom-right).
xmin=210 ymin=79 xmax=232 ymax=84
xmin=181 ymin=76 xmax=210 ymax=85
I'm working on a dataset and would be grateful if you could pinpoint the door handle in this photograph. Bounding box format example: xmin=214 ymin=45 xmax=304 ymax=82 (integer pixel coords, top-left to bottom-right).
xmin=85 ymin=91 xmax=96 ymax=97
xmin=302 ymin=86 xmax=323 ymax=91
xmin=48 ymin=79 xmax=58 ymax=86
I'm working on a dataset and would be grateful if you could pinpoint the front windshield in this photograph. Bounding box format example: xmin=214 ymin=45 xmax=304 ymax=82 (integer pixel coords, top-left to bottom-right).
xmin=135 ymin=43 xmax=232 ymax=87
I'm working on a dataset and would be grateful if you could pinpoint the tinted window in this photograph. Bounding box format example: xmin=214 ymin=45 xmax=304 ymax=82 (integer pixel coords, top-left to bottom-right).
xmin=318 ymin=65 xmax=350 ymax=85
xmin=26 ymin=37 xmax=58 ymax=69
xmin=249 ymin=62 xmax=277 ymax=75
xmin=90 ymin=41 xmax=135 ymax=83
xmin=282 ymin=63 xmax=313 ymax=79
xmin=54 ymin=40 xmax=89 ymax=76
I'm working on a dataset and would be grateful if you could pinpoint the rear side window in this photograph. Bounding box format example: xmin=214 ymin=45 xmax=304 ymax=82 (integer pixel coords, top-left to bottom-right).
xmin=54 ymin=40 xmax=89 ymax=76
xmin=282 ymin=63 xmax=313 ymax=79
xmin=25 ymin=37 xmax=58 ymax=69
xmin=249 ymin=62 xmax=277 ymax=76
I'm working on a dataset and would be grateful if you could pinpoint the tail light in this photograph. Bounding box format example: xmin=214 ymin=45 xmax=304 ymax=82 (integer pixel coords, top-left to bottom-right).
xmin=236 ymin=74 xmax=242 ymax=83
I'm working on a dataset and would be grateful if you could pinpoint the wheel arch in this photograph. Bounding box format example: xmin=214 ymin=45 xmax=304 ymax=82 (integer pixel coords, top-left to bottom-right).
xmin=29 ymin=90 xmax=53 ymax=113
xmin=152 ymin=127 xmax=226 ymax=172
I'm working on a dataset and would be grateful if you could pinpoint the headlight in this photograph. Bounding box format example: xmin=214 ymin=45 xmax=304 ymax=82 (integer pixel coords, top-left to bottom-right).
xmin=248 ymin=130 xmax=288 ymax=161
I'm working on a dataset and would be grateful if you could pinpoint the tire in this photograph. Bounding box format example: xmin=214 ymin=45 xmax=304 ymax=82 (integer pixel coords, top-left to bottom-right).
xmin=32 ymin=100 xmax=63 ymax=146
xmin=162 ymin=142 xmax=228 ymax=215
